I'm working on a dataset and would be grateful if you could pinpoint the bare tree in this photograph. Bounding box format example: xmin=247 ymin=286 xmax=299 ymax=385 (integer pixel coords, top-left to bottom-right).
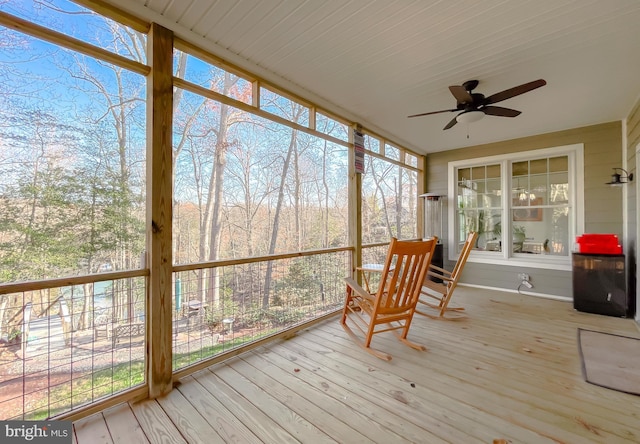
xmin=262 ymin=104 xmax=305 ymax=308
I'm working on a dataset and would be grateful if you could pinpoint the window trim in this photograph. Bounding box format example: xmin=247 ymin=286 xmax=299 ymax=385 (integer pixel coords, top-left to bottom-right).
xmin=447 ymin=144 xmax=584 ymax=271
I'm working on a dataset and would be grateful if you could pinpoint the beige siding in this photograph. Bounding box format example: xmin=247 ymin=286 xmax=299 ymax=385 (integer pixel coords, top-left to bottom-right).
xmin=461 ymin=262 xmax=570 ymax=296
xmin=427 ymin=121 xmax=623 ymax=297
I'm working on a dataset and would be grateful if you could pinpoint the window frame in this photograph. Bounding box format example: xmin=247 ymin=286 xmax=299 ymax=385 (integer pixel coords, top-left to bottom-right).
xmin=447 ymin=144 xmax=584 ymax=271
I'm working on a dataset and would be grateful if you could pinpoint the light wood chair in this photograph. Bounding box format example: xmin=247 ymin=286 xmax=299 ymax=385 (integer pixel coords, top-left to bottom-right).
xmin=416 ymin=231 xmax=477 ymax=319
xmin=340 ymin=237 xmax=437 ymax=361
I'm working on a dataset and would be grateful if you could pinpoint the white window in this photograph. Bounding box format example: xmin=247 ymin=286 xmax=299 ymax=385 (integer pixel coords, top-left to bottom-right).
xmin=447 ymin=144 xmax=584 ymax=271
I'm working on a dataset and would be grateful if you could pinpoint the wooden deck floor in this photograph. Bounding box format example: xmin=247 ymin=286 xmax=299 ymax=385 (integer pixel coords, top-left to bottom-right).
xmin=73 ymin=287 xmax=640 ymax=443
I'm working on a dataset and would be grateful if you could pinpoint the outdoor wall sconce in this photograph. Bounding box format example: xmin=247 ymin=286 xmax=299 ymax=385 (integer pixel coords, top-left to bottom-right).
xmin=605 ymin=168 xmax=634 ymax=186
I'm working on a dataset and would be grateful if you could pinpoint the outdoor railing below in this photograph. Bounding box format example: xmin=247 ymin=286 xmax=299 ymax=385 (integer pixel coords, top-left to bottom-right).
xmin=0 ymin=247 xmax=352 ymax=420
xmin=171 ymin=247 xmax=352 ymax=373
xmin=0 ymin=271 xmax=148 ymax=420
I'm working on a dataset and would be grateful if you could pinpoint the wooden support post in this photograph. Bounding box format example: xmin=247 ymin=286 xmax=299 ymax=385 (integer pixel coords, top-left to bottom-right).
xmin=417 ymin=154 xmax=427 ymax=239
xmin=349 ymin=125 xmax=363 ymax=282
xmin=147 ymin=23 xmax=174 ymax=398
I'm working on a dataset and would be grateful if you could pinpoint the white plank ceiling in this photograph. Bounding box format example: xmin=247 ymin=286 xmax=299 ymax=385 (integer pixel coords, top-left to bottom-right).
xmin=106 ymin=0 xmax=640 ymax=154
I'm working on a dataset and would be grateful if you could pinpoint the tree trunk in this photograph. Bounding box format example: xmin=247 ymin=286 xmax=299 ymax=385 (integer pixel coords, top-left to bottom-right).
xmin=322 ymin=140 xmax=330 ymax=247
xmin=262 ymin=129 xmax=297 ymax=308
xmin=77 ymin=282 xmax=94 ymax=330
xmin=203 ymin=73 xmax=238 ymax=309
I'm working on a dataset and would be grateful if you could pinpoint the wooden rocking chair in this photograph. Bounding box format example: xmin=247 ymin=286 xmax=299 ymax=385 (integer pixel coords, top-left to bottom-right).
xmin=416 ymin=231 xmax=477 ymax=319
xmin=340 ymin=237 xmax=437 ymax=361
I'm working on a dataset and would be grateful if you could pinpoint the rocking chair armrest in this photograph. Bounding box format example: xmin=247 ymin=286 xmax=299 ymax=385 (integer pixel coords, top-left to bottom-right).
xmin=344 ymin=277 xmax=375 ymax=299
xmin=426 ymin=270 xmax=454 ymax=282
xmin=428 ymin=264 xmax=451 ymax=275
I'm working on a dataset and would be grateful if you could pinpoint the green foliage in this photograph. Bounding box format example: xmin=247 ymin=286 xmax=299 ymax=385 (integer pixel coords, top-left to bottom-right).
xmin=239 ymin=303 xmax=269 ymax=329
xmin=6 ymin=327 xmax=21 ymax=343
xmin=204 ymin=294 xmax=240 ymax=332
xmin=514 ymin=225 xmax=526 ymax=235
xmin=282 ymin=260 xmax=316 ymax=291
xmin=265 ymin=306 xmax=309 ymax=326
xmin=172 ymin=332 xmax=274 ymax=370
xmin=0 ymin=109 xmax=145 ymax=283
xmin=26 ymin=361 xmax=145 ymax=420
xmin=273 ymin=258 xmax=324 ymax=307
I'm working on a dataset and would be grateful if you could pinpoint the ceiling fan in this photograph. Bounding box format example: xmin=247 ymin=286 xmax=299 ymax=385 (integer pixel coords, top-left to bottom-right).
xmin=408 ymin=79 xmax=547 ymax=130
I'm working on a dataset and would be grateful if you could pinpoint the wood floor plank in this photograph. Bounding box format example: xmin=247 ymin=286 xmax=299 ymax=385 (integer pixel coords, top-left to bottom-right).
xmin=71 ymin=287 xmax=640 ymax=444
xmin=410 ymin=306 xmax=640 ymax=412
xmin=192 ymin=368 xmax=299 ymax=444
xmin=176 ymin=375 xmax=261 ymax=443
xmin=213 ymin=362 xmax=337 ymax=443
xmin=411 ymin=319 xmax=640 ymax=410
xmin=74 ymin=413 xmax=113 ymax=444
xmin=270 ymin=334 xmax=468 ymax=443
xmin=262 ymin=336 xmax=492 ymax=443
xmin=102 ymin=403 xmax=150 ymax=444
xmin=278 ymin=329 xmax=539 ymax=444
xmin=410 ymin=322 xmax=640 ymax=436
xmin=246 ymin=349 xmax=410 ymax=443
xmin=417 ymin=328 xmax=640 ymax=423
xmin=233 ymin=355 xmax=373 ymax=443
xmin=312 ymin=324 xmax=640 ymax=443
xmin=130 ymin=399 xmax=188 ymax=444
xmin=309 ymin=324 xmax=607 ymax=443
xmin=156 ymin=386 xmax=225 ymax=443
xmin=314 ymin=295 xmax=640 ymax=442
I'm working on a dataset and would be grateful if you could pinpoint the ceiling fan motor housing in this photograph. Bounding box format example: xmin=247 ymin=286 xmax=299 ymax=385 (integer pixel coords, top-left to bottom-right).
xmin=468 ymin=93 xmax=485 ymax=107
xmin=463 ymin=79 xmax=479 ymax=91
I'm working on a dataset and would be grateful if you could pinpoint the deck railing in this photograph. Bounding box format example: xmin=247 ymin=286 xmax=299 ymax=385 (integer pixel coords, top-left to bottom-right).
xmin=0 ymin=248 xmax=351 ymax=420
xmin=0 ymin=271 xmax=147 ymax=420
xmin=171 ymin=247 xmax=351 ymax=374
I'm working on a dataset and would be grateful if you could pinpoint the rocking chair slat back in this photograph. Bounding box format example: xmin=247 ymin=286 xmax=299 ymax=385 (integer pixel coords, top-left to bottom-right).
xmin=341 ymin=237 xmax=437 ymax=360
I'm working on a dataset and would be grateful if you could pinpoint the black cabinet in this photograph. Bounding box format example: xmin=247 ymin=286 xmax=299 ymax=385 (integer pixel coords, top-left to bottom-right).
xmin=428 ymin=243 xmax=444 ymax=283
xmin=572 ymin=253 xmax=632 ymax=317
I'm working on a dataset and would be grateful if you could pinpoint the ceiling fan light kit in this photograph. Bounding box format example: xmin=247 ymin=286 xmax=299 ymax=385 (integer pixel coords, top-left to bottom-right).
xmin=408 ymin=78 xmax=547 ymax=130
xmin=456 ymin=110 xmax=484 ymax=124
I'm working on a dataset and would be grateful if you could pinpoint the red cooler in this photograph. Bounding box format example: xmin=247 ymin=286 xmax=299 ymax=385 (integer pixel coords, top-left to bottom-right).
xmin=575 ymin=234 xmax=622 ymax=255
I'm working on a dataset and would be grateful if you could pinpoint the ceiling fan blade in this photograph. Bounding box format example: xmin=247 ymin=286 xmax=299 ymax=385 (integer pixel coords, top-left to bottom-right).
xmin=407 ymin=108 xmax=456 ymax=118
xmin=484 ymin=79 xmax=546 ymax=105
xmin=482 ymin=106 xmax=521 ymax=117
xmin=449 ymin=85 xmax=473 ymax=104
xmin=443 ymin=116 xmax=458 ymax=130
